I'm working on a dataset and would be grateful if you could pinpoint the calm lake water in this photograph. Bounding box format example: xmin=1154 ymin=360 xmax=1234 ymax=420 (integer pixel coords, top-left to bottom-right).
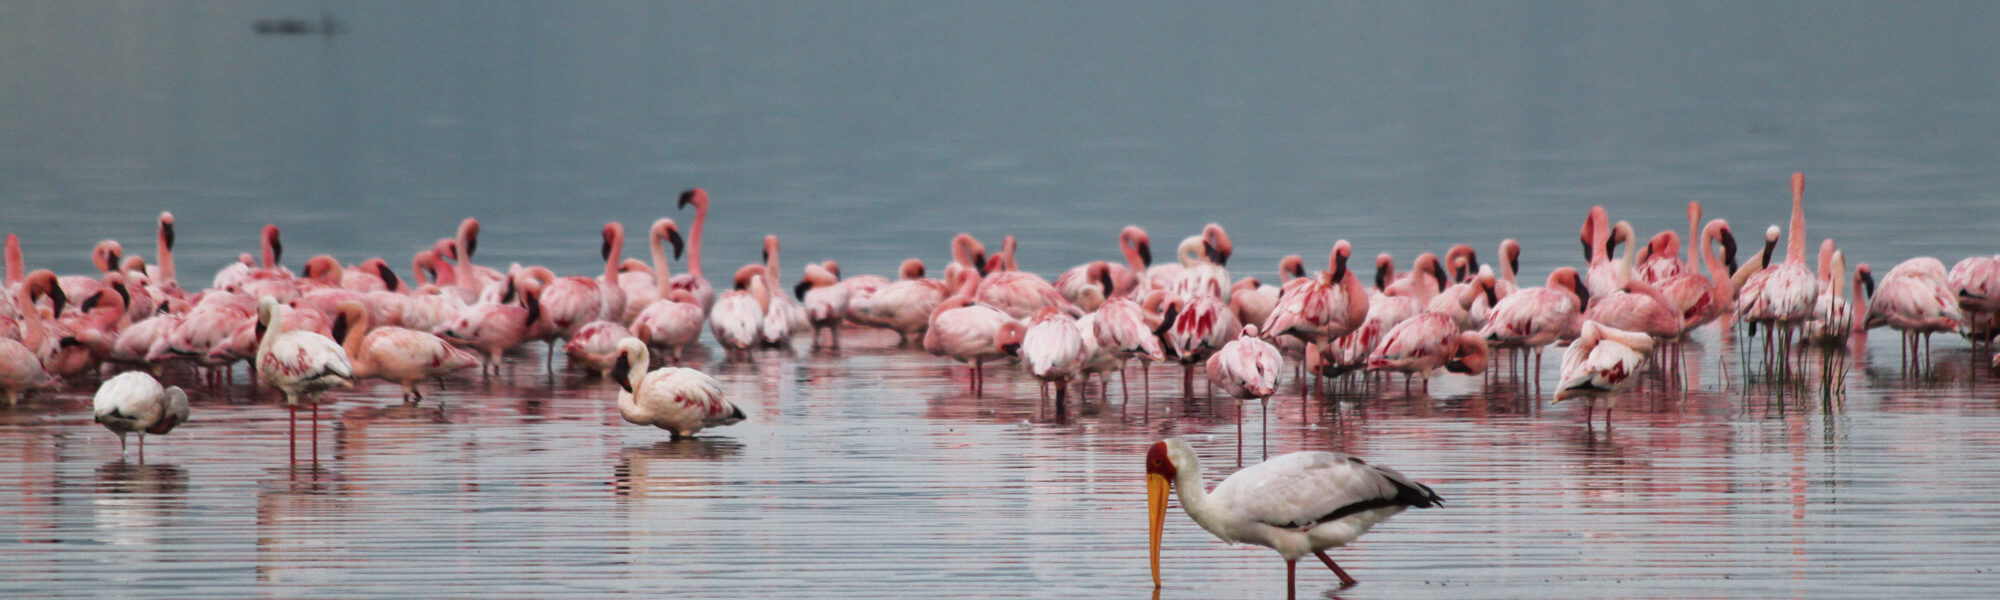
xmin=5 ymin=2 xmax=2000 ymax=598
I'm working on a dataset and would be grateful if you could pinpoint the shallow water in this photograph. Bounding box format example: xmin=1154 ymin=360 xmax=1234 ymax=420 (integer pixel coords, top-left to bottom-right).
xmin=7 ymin=2 xmax=2000 ymax=598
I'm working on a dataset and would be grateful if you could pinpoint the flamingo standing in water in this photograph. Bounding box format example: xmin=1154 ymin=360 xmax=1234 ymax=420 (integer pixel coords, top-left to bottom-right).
xmin=1172 ymin=224 xmax=1234 ymax=302
xmin=92 ymin=371 xmax=189 ymax=461
xmin=256 ymin=296 xmax=353 ymax=463
xmin=609 ymin=339 xmax=746 ymax=439
xmin=1161 ymin=292 xmax=1241 ymax=398
xmin=924 ymin=273 xmax=1017 ymax=396
xmin=1 ymin=283 xmax=58 ymax=404
xmin=848 ymin=259 xmax=947 ymax=345
xmin=617 ymin=218 xmax=677 ymax=324
xmin=1002 ymin=308 xmax=1086 ymax=407
xmin=1554 ymin=321 xmax=1655 ymax=426
xmin=1263 ymin=242 xmax=1369 ymax=390
xmin=433 ymin=279 xmax=543 ymax=375
xmin=796 ymin=262 xmax=848 ymax=348
xmin=1948 ymin=254 xmax=2000 ymax=344
xmin=974 ymin=236 xmax=1078 ymax=319
xmin=1366 ymin=310 xmax=1491 ymax=394
xmin=1868 ymin=257 xmax=1964 ymax=374
xmin=1147 ymin=438 xmax=1443 ymax=600
xmin=1736 ymin=173 xmax=1821 ymax=376
xmin=1207 ymin=326 xmax=1282 ymax=463
xmin=1055 ymin=226 xmax=1147 ymax=307
xmin=710 ymin=265 xmax=773 ymax=358
xmin=332 ymin=301 xmax=480 ymax=401
xmin=758 ymin=236 xmax=809 ymax=346
xmin=630 ymin=220 xmax=705 ymax=361
xmin=672 ymin=188 xmax=718 ymax=314
xmin=536 ymin=223 xmax=629 ymax=368
xmin=1092 ymin=294 xmax=1166 ymax=403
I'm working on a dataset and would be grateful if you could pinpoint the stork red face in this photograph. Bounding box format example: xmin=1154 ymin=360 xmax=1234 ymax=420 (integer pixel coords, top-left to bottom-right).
xmin=1146 ymin=440 xmax=1178 ymax=589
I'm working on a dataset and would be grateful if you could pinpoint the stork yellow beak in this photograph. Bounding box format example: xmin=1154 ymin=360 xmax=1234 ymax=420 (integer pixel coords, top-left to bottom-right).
xmin=1148 ymin=472 xmax=1169 ymax=589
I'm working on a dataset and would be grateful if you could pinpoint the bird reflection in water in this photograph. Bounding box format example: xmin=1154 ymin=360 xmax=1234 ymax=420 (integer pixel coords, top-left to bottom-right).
xmin=611 ymin=438 xmax=745 ymax=498
xmin=255 ymin=466 xmax=349 ymax=583
xmin=92 ymin=461 xmax=190 ymax=547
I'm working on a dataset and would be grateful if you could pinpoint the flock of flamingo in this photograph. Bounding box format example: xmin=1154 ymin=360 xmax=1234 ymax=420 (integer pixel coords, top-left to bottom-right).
xmin=5 ymin=174 xmax=1997 ymax=598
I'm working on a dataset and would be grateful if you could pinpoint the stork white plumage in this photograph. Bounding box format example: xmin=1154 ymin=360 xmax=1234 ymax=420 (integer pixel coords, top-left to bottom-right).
xmin=610 ymin=339 xmax=745 ymax=439
xmin=1146 ymin=438 xmax=1443 ymax=600
xmin=93 ymin=371 xmax=190 ymax=461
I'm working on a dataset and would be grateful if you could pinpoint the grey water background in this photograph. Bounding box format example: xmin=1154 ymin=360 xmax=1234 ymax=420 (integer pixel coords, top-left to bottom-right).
xmin=4 ymin=2 xmax=2000 ymax=598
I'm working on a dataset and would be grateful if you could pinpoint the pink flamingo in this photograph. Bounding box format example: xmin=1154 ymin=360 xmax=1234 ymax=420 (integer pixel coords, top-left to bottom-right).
xmin=535 ymin=223 xmax=628 ymax=367
xmin=256 ymin=296 xmax=353 ymax=463
xmin=1366 ymin=310 xmax=1490 ymax=394
xmin=1637 ymin=202 xmax=1703 ymax=283
xmin=1055 ymin=260 xmax=1117 ymax=313
xmin=0 ymin=283 xmax=57 ymax=404
xmin=974 ymin=235 xmax=1078 ymax=319
xmin=1231 ymin=255 xmax=1304 ymax=331
xmin=332 ymin=300 xmax=480 ymax=402
xmin=1071 ymin=311 xmax=1124 ymax=400
xmin=1003 ymin=308 xmax=1087 ymax=406
xmin=617 ymin=219 xmax=677 ymax=324
xmin=1656 ymin=220 xmax=1737 ymax=337
xmin=1803 ymin=250 xmax=1854 ymax=347
xmin=1172 ymin=224 xmax=1234 ymax=302
xmin=1263 ymin=242 xmax=1370 ymax=393
xmin=943 ymin=233 xmax=990 ymax=291
xmin=1207 ymin=325 xmax=1283 ymax=463
xmin=1736 ymin=173 xmax=1821 ymax=375
xmin=1162 ymin=293 xmax=1240 ymax=398
xmin=1581 ymin=207 xmax=1631 ymax=299
xmin=1584 ymin=223 xmax=1685 ymax=340
xmin=849 ymin=259 xmax=947 ymax=345
xmin=923 ymin=272 xmax=1017 ymax=395
xmin=1093 ymin=294 xmax=1167 ymax=402
xmin=1318 ymin=292 xmax=1424 ymax=381
xmin=1868 ymin=257 xmax=1964 ymax=373
xmin=757 ymin=236 xmax=809 ymax=346
xmin=710 ymin=265 xmax=772 ymax=358
xmin=671 ymin=189 xmax=718 ymax=314
xmin=432 ymin=279 xmax=543 ymax=375
xmin=451 ymin=218 xmax=505 ymax=294
xmin=564 ymin=320 xmax=637 ymax=378
xmin=609 ymin=339 xmax=745 ymax=439
xmin=1554 ymin=321 xmax=1655 ymax=426
xmin=1382 ymin=253 xmax=1448 ymax=304
xmin=1948 ymin=254 xmax=2000 ymax=344
xmin=57 ymin=239 xmax=122 ymax=310
xmin=629 ymin=220 xmax=705 ymax=361
xmin=1056 ymin=227 xmax=1147 ymax=306
xmin=797 ymin=262 xmax=848 ymax=348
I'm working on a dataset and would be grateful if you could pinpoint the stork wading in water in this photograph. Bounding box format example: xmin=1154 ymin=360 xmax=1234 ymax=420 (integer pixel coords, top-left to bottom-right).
xmin=1147 ymin=438 xmax=1443 ymax=599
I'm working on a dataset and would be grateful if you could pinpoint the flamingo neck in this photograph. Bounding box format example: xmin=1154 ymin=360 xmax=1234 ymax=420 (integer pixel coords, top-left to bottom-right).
xmin=1121 ymin=236 xmax=1145 ymax=273
xmin=604 ymin=231 xmax=623 ymax=282
xmin=158 ymin=233 xmax=175 ymax=285
xmin=13 ymin=290 xmax=44 ymax=349
xmin=411 ymin=255 xmax=429 ymax=287
xmin=454 ymin=240 xmax=476 ymax=292
xmin=1701 ymin=227 xmax=1733 ymax=303
xmin=339 ymin=308 xmax=367 ymax=362
xmin=1685 ymin=207 xmax=1700 ymax=267
xmin=688 ymin=203 xmax=706 ymax=278
xmin=4 ymin=236 xmax=20 ymax=287
xmin=765 ymin=246 xmax=783 ymax=288
xmin=1785 ymin=193 xmax=1806 ymax=265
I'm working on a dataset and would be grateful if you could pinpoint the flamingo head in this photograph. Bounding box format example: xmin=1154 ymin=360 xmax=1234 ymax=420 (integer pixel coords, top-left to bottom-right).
xmin=822 ymin=260 xmax=841 ymax=279
xmin=260 ymin=224 xmax=284 ymax=266
xmin=1088 ymin=261 xmax=1114 ymax=295
xmin=1415 ymin=253 xmax=1446 ymax=293
xmin=1374 ymin=253 xmax=1394 ymax=291
xmin=996 ymin=321 xmax=1027 ymax=357
xmin=92 ymin=240 xmax=124 ymax=273
xmin=303 ymin=255 xmax=342 ymax=285
xmin=1121 ymin=226 xmax=1153 ymax=267
xmin=368 ymin=259 xmax=400 ymax=292
xmin=601 ymin=222 xmax=625 ymax=261
xmin=677 ymin=188 xmax=708 ymax=211
xmin=1856 ymin=264 xmax=1875 ymax=299
xmin=1760 ymin=226 xmax=1781 ymax=268
xmin=26 ymin=270 xmax=64 ymax=318
xmin=898 ymin=259 xmax=925 ymax=280
xmin=611 ymin=338 xmax=649 ymax=393
xmin=1501 ymin=239 xmax=1521 ymax=276
xmin=1445 ymin=244 xmax=1476 ymax=280
xmin=1201 ymin=223 xmax=1232 ymax=266
xmin=457 ymin=218 xmax=480 ymax=257
xmin=1715 ymin=223 xmax=1739 ymax=275
xmin=1280 ymin=254 xmax=1305 ymax=281
xmin=661 ymin=220 xmax=684 ymax=260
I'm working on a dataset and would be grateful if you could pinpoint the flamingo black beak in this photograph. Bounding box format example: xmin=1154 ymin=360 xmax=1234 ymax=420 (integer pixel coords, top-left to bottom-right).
xmin=1148 ymin=472 xmax=1169 ymax=589
xmin=1203 ymin=242 xmax=1224 ymax=266
xmin=1136 ymin=240 xmax=1153 ymax=268
xmin=1097 ymin=269 xmax=1115 ymax=297
xmin=794 ymin=280 xmax=811 ymax=302
xmin=377 ymin=263 xmax=401 ymax=292
xmin=161 ymin=220 xmax=176 ymax=249
xmin=667 ymin=228 xmax=685 ymax=260
xmin=611 ymin=354 xmax=634 ymax=393
xmin=1720 ymin=229 xmax=1740 ymax=275
xmin=972 ymin=252 xmax=988 ymax=276
xmin=677 ymin=189 xmax=696 ymax=210
xmin=601 ymin=235 xmax=614 ymax=262
xmin=1331 ymin=253 xmax=1350 ymax=285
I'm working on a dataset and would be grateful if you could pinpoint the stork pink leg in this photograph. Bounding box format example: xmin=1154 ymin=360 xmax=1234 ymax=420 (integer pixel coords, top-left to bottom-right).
xmin=1314 ymin=550 xmax=1358 ymax=586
